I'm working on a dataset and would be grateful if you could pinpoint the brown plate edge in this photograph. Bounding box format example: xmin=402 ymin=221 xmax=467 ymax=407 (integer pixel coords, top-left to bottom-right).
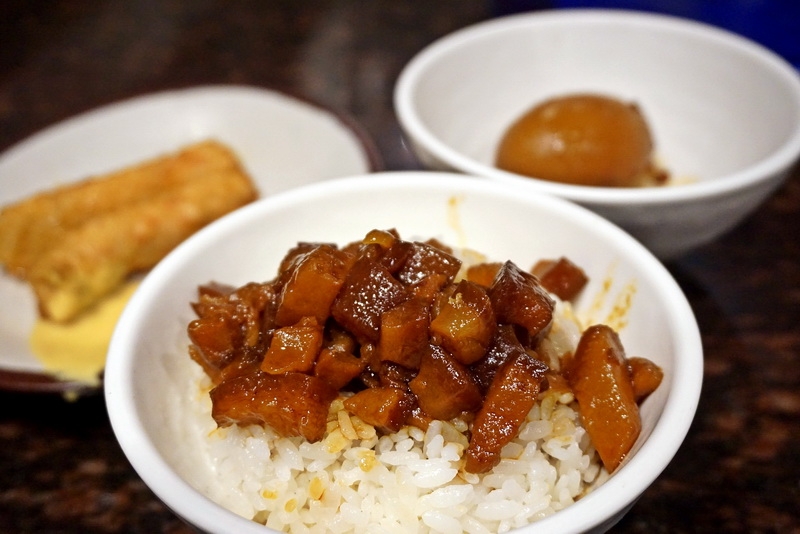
xmin=0 ymin=368 xmax=100 ymax=396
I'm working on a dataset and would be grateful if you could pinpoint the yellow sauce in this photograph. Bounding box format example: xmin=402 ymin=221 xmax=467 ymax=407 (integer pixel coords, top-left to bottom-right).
xmin=29 ymin=280 xmax=139 ymax=386
xmin=582 ymin=262 xmax=636 ymax=332
xmin=447 ymin=194 xmax=467 ymax=249
xmin=605 ymin=281 xmax=637 ymax=332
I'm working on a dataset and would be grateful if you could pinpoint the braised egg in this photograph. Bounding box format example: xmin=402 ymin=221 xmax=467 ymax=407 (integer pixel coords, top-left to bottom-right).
xmin=496 ymin=94 xmax=665 ymax=187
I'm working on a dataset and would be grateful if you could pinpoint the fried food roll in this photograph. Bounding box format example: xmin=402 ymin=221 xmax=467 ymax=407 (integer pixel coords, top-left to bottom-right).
xmin=28 ymin=163 xmax=257 ymax=322
xmin=0 ymin=140 xmax=246 ymax=279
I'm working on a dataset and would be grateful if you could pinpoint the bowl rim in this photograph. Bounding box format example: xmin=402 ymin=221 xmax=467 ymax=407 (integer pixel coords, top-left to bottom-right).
xmin=394 ymin=8 xmax=800 ymax=206
xmin=105 ymin=171 xmax=704 ymax=533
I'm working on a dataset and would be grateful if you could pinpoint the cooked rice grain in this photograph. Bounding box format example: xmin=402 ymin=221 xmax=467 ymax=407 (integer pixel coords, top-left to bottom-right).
xmin=198 ymin=386 xmax=603 ymax=532
xmin=192 ymin=300 xmax=606 ymax=533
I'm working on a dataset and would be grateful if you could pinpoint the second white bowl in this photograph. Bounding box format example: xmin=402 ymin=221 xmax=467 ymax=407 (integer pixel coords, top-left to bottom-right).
xmin=395 ymin=9 xmax=800 ymax=259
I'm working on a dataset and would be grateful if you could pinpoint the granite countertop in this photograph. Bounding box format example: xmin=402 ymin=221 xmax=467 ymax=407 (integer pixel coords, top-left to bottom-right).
xmin=1 ymin=1 xmax=798 ymax=532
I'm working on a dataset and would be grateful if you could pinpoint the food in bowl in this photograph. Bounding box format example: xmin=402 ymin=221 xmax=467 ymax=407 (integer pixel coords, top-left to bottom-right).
xmin=496 ymin=94 xmax=668 ymax=187
xmin=394 ymin=10 xmax=800 ymax=258
xmin=105 ymin=173 xmax=704 ymax=534
xmin=185 ymin=228 xmax=662 ymax=530
xmin=0 ymin=139 xmax=258 ymax=322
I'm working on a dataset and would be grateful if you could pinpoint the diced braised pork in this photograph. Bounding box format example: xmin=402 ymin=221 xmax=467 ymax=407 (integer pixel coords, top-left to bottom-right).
xmin=343 ymin=386 xmax=415 ymax=433
xmin=489 ymin=261 xmax=555 ymax=340
xmin=314 ymin=348 xmax=364 ymax=390
xmin=628 ymin=356 xmax=664 ymax=403
xmin=331 ymin=255 xmax=410 ymax=343
xmin=395 ymin=241 xmax=462 ymax=302
xmin=465 ymin=348 xmax=548 ymax=473
xmin=429 ymin=280 xmax=496 ymax=365
xmin=274 ymin=244 xmax=351 ymax=326
xmin=261 ymin=316 xmax=324 ymax=374
xmin=188 ymin=229 xmax=662 ymax=478
xmin=378 ymin=298 xmax=430 ymax=369
xmin=566 ymin=324 xmax=641 ymax=472
xmin=470 ymin=325 xmax=522 ymax=394
xmin=464 ymin=262 xmax=502 ymax=288
xmin=188 ymin=281 xmax=275 ymax=383
xmin=531 ymin=256 xmax=589 ymax=301
xmin=409 ymin=344 xmax=483 ymax=421
xmin=210 ymin=372 xmax=337 ymax=442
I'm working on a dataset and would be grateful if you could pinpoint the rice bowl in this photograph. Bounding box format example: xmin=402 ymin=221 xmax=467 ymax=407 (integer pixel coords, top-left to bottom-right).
xmin=105 ymin=172 xmax=703 ymax=533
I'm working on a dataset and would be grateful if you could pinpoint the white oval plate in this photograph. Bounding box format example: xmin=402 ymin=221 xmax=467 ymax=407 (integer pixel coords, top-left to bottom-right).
xmin=0 ymin=85 xmax=381 ymax=393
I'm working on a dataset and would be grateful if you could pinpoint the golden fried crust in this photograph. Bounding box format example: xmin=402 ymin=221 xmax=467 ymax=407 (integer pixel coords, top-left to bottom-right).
xmin=0 ymin=140 xmax=249 ymax=278
xmin=0 ymin=140 xmax=258 ymax=322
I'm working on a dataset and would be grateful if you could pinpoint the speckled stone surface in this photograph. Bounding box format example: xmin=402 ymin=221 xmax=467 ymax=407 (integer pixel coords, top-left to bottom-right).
xmin=1 ymin=1 xmax=799 ymax=532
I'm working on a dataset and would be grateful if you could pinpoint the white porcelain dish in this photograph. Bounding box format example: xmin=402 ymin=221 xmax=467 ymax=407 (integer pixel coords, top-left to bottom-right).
xmin=0 ymin=85 xmax=380 ymax=392
xmin=105 ymin=171 xmax=703 ymax=533
xmin=394 ymin=9 xmax=800 ymax=259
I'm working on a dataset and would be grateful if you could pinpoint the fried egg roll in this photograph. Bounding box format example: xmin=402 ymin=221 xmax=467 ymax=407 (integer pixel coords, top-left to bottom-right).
xmin=0 ymin=140 xmax=246 ymax=279
xmin=28 ymin=164 xmax=257 ymax=322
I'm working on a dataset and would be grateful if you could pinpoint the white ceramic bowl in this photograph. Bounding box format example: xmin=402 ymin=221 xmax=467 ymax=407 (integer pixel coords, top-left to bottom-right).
xmin=394 ymin=9 xmax=800 ymax=259
xmin=105 ymin=172 xmax=703 ymax=533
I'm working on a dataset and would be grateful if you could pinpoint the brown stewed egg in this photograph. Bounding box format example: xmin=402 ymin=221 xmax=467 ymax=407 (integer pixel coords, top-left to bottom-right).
xmin=496 ymin=94 xmax=666 ymax=187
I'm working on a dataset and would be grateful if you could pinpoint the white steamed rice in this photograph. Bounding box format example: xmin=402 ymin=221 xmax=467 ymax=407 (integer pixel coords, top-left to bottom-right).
xmin=187 ymin=299 xmax=609 ymax=534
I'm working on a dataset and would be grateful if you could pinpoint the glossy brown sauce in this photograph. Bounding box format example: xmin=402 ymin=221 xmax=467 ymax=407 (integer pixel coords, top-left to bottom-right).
xmin=187 ymin=230 xmax=662 ymax=473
